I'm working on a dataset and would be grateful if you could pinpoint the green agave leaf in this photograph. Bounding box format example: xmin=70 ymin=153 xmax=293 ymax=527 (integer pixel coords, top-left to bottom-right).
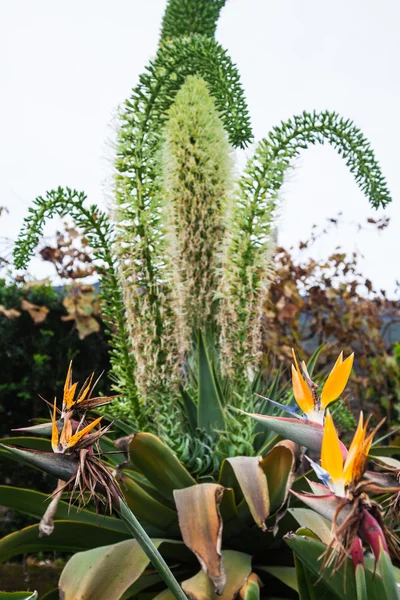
xmin=197 ymin=331 xmax=225 ymax=435
xmin=0 ymin=436 xmax=51 ymax=451
xmin=285 ymin=533 xmax=390 ymax=600
xmin=288 ymin=508 xmax=331 ymax=544
xmin=128 ymin=433 xmax=195 ymax=500
xmin=59 ymin=538 xmax=184 ymax=600
xmin=0 ymin=485 xmax=128 ymax=534
xmin=121 ymin=476 xmax=178 ymax=533
xmin=179 ymin=385 xmax=198 ymax=431
xmin=0 ymin=521 xmax=130 ymax=562
xmin=261 ymin=566 xmax=298 ymax=593
xmin=39 ymin=591 xmax=59 ymax=600
xmin=238 ymin=573 xmax=262 ymax=599
xmin=0 ymin=594 xmax=38 ymax=600
xmin=369 ymin=446 xmax=400 ymax=458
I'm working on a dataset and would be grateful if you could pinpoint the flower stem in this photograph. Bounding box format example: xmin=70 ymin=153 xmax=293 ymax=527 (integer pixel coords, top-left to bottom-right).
xmin=116 ymin=499 xmax=187 ymax=599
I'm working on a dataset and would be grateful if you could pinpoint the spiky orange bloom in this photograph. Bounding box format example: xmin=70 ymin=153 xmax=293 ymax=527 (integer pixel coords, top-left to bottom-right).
xmin=51 ymin=404 xmax=103 ymax=454
xmin=291 ymin=349 xmax=354 ymax=423
xmin=321 ymin=411 xmax=379 ymax=496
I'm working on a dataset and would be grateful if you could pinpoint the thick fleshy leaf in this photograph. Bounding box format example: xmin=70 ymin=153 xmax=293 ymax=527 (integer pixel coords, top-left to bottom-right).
xmin=369 ymin=446 xmax=400 ymax=457
xmin=261 ymin=566 xmax=298 ymax=593
xmin=289 ymin=508 xmax=331 ymax=544
xmin=238 ymin=573 xmax=262 ymax=599
xmin=0 ymin=521 xmax=130 ymax=562
xmin=372 ymin=455 xmax=400 ymax=469
xmin=121 ymin=476 xmax=178 ymax=533
xmin=0 ymin=444 xmax=78 ymax=481
xmin=179 ymin=385 xmax=198 ymax=431
xmin=59 ymin=538 xmax=184 ymax=600
xmin=290 ymin=489 xmax=352 ymax=524
xmin=0 ymin=485 xmax=128 ymax=534
xmin=239 ymin=413 xmax=347 ymax=458
xmin=197 ymin=331 xmax=225 ymax=435
xmin=182 ymin=550 xmax=252 ymax=600
xmin=219 ymin=457 xmax=269 ymax=530
xmin=0 ymin=436 xmax=51 ymax=451
xmin=260 ymin=440 xmax=298 ymax=514
xmin=128 ymin=433 xmax=195 ymax=500
xmin=0 ymin=594 xmax=38 ymax=600
xmin=174 ymin=483 xmax=226 ymax=594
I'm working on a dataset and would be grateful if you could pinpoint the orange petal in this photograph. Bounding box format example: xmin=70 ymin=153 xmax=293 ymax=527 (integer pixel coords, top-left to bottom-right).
xmin=66 ymin=416 xmax=103 ymax=449
xmin=64 ymin=361 xmax=73 ymax=395
xmin=328 ymin=351 xmax=343 ymax=376
xmin=342 ymin=412 xmax=365 ymax=485
xmin=291 ymin=365 xmax=314 ymax=414
xmin=76 ymin=373 xmax=94 ymax=404
xmin=51 ymin=399 xmax=59 ymax=452
xmin=64 ymin=381 xmax=78 ymax=409
xmin=321 ymin=411 xmax=343 ymax=483
xmin=320 ymin=353 xmax=354 ymax=408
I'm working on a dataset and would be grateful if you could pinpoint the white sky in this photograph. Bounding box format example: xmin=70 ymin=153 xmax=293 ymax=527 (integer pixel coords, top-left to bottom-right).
xmin=1 ymin=0 xmax=399 ymax=294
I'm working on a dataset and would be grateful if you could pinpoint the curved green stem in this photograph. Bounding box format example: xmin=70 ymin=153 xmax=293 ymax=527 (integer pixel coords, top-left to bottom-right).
xmin=117 ymin=499 xmax=187 ymax=599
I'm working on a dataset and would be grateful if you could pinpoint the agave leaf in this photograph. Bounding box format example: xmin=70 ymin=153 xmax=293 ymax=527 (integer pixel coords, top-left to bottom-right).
xmin=121 ymin=476 xmax=178 ymax=533
xmin=261 ymin=566 xmax=298 ymax=593
xmin=288 ymin=508 xmax=331 ymax=544
xmin=197 ymin=331 xmax=225 ymax=435
xmin=0 ymin=485 xmax=128 ymax=534
xmin=290 ymin=490 xmax=352 ymax=524
xmin=0 ymin=521 xmax=130 ymax=562
xmin=59 ymin=538 xmax=184 ymax=600
xmin=260 ymin=440 xmax=298 ymax=514
xmin=369 ymin=446 xmax=400 ymax=457
xmin=238 ymin=572 xmax=262 ymax=599
xmin=219 ymin=457 xmax=270 ymax=530
xmin=0 ymin=594 xmax=38 ymax=600
xmin=173 ymin=483 xmax=226 ymax=594
xmin=179 ymin=385 xmax=198 ymax=431
xmin=128 ymin=433 xmax=196 ymax=500
xmin=0 ymin=444 xmax=78 ymax=481
xmin=0 ymin=436 xmax=51 ymax=451
xmin=371 ymin=455 xmax=400 ymax=469
xmin=183 ymin=550 xmax=252 ymax=600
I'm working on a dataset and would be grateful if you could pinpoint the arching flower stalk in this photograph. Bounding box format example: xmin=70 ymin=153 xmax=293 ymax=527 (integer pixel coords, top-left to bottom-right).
xmin=292 ymin=412 xmax=400 ymax=577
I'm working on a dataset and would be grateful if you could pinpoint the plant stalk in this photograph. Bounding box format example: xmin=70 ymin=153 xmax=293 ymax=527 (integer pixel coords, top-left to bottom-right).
xmin=116 ymin=499 xmax=187 ymax=600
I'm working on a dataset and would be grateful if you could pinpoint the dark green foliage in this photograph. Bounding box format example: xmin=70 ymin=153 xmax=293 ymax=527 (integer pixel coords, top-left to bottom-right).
xmin=0 ymin=279 xmax=110 ymax=536
xmin=160 ymin=0 xmax=227 ymax=42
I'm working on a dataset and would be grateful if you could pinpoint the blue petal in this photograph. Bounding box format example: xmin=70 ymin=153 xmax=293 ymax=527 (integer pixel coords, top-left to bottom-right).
xmin=261 ymin=396 xmax=303 ymax=419
xmin=306 ymin=456 xmax=331 ymax=487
